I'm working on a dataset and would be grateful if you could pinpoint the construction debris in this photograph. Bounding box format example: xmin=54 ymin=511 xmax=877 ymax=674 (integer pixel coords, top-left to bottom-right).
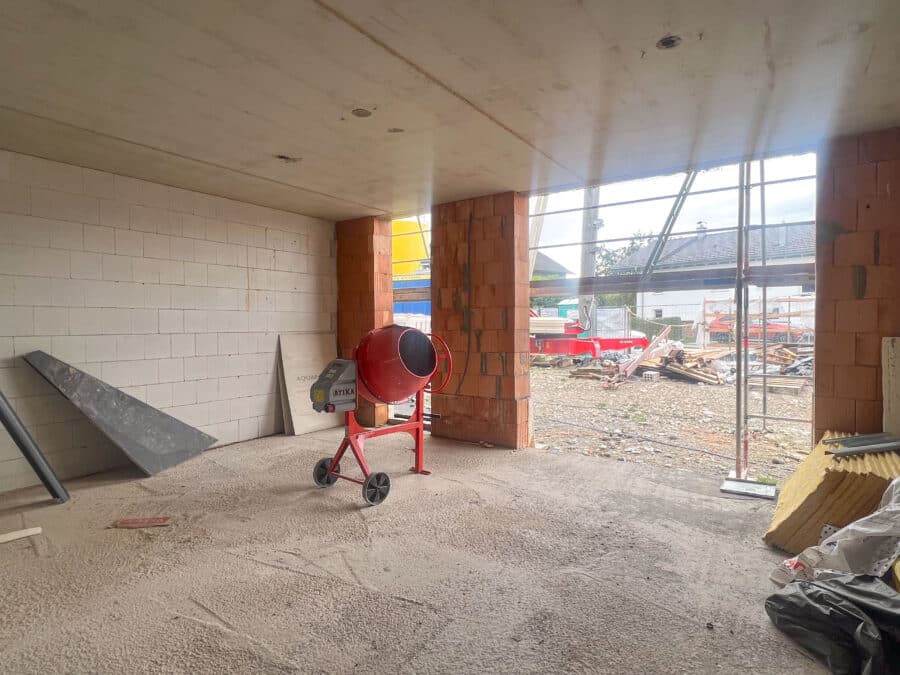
xmin=769 ymin=477 xmax=900 ymax=587
xmin=764 ymin=432 xmax=900 ymax=554
xmin=613 ymin=339 xmax=812 ymax=388
xmin=632 ymin=343 xmax=728 ymax=384
xmin=531 ymin=329 xmax=814 ymax=394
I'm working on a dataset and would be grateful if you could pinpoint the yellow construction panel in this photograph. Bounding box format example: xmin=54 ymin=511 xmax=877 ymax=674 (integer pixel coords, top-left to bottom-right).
xmin=764 ymin=432 xmax=900 ymax=554
xmin=392 ymin=219 xmax=430 ymax=278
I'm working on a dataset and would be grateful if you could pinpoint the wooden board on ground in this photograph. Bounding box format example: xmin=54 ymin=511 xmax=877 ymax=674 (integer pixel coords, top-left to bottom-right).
xmin=664 ymin=363 xmax=721 ymax=384
xmin=0 ymin=527 xmax=41 ymax=544
xmin=279 ymin=333 xmax=341 ymax=435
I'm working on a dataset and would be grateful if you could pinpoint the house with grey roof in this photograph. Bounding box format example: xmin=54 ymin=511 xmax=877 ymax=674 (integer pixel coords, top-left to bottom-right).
xmin=611 ymin=223 xmax=815 ymax=324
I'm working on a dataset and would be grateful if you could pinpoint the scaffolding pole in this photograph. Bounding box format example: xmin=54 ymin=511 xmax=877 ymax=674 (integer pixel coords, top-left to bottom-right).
xmin=721 ymin=160 xmax=776 ymax=497
xmin=760 ymin=160 xmax=769 ymax=431
xmin=642 ymin=171 xmax=696 ymax=278
xmin=581 ymin=186 xmax=600 ymax=327
xmin=742 ymin=161 xmax=751 ymax=479
xmin=528 ymin=174 xmax=816 ymax=220
xmin=734 ymin=161 xmax=746 ymax=479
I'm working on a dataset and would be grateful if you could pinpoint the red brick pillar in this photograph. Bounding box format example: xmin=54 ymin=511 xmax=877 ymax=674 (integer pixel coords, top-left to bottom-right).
xmin=430 ymin=192 xmax=532 ymax=448
xmin=815 ymin=128 xmax=900 ymax=440
xmin=336 ymin=216 xmax=393 ymax=427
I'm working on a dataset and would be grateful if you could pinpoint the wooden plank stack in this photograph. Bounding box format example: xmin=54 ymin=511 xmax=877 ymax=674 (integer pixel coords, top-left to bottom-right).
xmin=748 ymin=376 xmax=807 ymax=395
xmin=634 ymin=346 xmax=726 ymax=384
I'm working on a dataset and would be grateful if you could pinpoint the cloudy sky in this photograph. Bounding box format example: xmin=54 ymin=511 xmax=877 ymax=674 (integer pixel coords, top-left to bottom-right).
xmin=399 ymin=152 xmax=816 ymax=277
xmin=530 ymin=152 xmax=816 ymax=275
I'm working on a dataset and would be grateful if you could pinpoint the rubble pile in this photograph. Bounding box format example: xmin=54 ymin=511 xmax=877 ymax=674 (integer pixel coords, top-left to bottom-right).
xmin=623 ymin=341 xmax=814 ymax=388
xmin=536 ymin=337 xmax=815 ymax=391
xmin=634 ymin=344 xmax=729 ymax=384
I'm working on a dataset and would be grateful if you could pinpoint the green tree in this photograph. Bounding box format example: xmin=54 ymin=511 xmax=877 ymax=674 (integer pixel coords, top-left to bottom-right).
xmin=593 ymin=233 xmax=648 ymax=309
xmin=594 ymin=234 xmax=646 ymax=275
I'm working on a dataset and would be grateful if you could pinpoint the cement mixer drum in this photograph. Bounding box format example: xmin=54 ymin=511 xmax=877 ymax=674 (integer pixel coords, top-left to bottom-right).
xmin=356 ymin=325 xmax=437 ymax=404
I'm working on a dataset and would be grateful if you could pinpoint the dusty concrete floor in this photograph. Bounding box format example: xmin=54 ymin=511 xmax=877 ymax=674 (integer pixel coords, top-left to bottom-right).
xmin=0 ymin=429 xmax=822 ymax=674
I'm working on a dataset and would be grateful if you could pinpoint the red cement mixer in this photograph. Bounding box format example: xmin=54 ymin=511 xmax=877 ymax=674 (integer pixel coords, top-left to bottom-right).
xmin=308 ymin=325 xmax=452 ymax=505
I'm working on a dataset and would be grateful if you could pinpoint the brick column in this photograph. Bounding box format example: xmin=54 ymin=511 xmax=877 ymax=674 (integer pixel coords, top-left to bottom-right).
xmin=815 ymin=127 xmax=900 ymax=440
xmin=430 ymin=192 xmax=532 ymax=448
xmin=336 ymin=216 xmax=393 ymax=427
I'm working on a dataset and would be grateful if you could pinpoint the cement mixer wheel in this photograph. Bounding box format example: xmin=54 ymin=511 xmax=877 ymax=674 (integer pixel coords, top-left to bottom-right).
xmin=362 ymin=472 xmax=391 ymax=506
xmin=313 ymin=457 xmax=340 ymax=487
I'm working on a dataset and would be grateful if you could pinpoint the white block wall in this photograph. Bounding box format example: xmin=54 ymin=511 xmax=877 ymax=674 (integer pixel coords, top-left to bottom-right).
xmin=0 ymin=150 xmax=336 ymax=492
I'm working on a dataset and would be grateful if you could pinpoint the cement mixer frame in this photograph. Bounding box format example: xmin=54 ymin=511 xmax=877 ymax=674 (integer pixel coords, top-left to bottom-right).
xmin=311 ymin=326 xmax=452 ymax=506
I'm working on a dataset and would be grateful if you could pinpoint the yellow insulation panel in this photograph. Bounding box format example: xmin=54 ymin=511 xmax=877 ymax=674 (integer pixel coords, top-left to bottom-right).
xmin=763 ymin=432 xmax=900 ymax=554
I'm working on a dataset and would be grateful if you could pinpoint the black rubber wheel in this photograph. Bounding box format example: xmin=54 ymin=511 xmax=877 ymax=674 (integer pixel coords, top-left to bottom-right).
xmin=362 ymin=472 xmax=391 ymax=506
xmin=313 ymin=457 xmax=339 ymax=487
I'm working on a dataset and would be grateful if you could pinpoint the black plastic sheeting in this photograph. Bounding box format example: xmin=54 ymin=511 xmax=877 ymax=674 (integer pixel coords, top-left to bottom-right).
xmin=766 ymin=575 xmax=900 ymax=675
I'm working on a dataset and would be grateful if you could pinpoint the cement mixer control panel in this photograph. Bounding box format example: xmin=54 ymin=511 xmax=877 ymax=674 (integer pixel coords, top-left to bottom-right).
xmin=310 ymin=359 xmax=357 ymax=413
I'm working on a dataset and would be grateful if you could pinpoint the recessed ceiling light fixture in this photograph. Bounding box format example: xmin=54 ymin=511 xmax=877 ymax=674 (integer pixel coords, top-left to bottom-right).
xmin=656 ymin=34 xmax=682 ymax=50
xmin=351 ymin=107 xmax=373 ymax=118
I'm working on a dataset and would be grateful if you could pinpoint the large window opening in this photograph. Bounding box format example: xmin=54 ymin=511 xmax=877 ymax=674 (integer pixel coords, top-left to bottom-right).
xmin=530 ymin=153 xmax=816 ymax=485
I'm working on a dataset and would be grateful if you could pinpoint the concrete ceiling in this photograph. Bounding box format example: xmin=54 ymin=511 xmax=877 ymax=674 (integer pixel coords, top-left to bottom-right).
xmin=0 ymin=0 xmax=897 ymax=220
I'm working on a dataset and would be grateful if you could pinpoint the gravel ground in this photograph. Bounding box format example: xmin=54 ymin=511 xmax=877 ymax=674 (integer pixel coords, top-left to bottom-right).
xmin=531 ymin=366 xmax=813 ymax=483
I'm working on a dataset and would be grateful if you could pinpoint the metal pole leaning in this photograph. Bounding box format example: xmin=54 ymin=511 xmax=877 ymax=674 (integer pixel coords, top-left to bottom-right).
xmin=0 ymin=390 xmax=70 ymax=503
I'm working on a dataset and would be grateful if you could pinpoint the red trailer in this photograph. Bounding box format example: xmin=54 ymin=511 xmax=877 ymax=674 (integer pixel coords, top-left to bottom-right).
xmin=530 ymin=334 xmax=648 ymax=358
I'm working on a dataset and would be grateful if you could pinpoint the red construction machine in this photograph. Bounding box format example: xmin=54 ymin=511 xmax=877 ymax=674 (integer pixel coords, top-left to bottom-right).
xmin=707 ymin=314 xmax=809 ymax=343
xmin=529 ymin=309 xmax=648 ymax=359
xmin=309 ymin=325 xmax=452 ymax=506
